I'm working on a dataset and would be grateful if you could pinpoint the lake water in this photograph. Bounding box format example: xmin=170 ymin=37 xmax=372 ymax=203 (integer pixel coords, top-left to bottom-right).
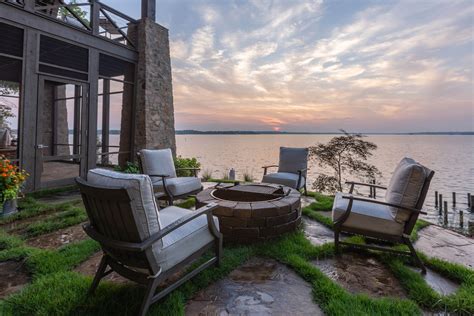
xmin=176 ymin=134 xmax=474 ymax=233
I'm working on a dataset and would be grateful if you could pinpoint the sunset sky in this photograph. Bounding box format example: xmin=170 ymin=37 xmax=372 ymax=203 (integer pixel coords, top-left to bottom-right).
xmin=105 ymin=0 xmax=473 ymax=132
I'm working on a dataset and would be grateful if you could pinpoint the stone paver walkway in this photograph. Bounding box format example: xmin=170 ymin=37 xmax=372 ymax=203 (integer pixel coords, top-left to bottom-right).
xmin=185 ymin=257 xmax=323 ymax=315
xmin=415 ymin=225 xmax=474 ymax=269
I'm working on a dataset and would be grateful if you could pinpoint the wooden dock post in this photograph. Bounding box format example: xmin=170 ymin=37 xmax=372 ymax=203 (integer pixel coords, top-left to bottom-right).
xmin=435 ymin=191 xmax=438 ymax=207
xmin=468 ymin=193 xmax=471 ymax=207
xmin=452 ymin=192 xmax=456 ymax=207
xmin=459 ymin=211 xmax=463 ymax=228
xmin=439 ymin=194 xmax=443 ymax=215
xmin=443 ymin=201 xmax=448 ymax=225
xmin=471 ymin=195 xmax=474 ymax=212
xmin=469 ymin=220 xmax=474 ymax=237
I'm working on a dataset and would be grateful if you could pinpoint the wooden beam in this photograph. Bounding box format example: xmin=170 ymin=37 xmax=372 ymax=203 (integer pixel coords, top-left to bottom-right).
xmin=0 ymin=4 xmax=138 ymax=62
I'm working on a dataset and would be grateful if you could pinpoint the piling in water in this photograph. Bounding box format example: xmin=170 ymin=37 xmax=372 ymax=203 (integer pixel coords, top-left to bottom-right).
xmin=435 ymin=191 xmax=438 ymax=207
xmin=439 ymin=194 xmax=443 ymax=215
xmin=459 ymin=211 xmax=463 ymax=228
xmin=468 ymin=193 xmax=472 ymax=207
xmin=469 ymin=221 xmax=474 ymax=237
xmin=471 ymin=195 xmax=474 ymax=212
xmin=443 ymin=201 xmax=448 ymax=225
xmin=452 ymin=192 xmax=456 ymax=207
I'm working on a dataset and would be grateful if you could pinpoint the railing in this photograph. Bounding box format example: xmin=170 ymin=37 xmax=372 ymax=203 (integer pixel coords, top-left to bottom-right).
xmin=2 ymin=0 xmax=138 ymax=47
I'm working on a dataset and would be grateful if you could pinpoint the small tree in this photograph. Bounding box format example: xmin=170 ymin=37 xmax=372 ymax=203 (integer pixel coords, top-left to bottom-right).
xmin=310 ymin=130 xmax=381 ymax=194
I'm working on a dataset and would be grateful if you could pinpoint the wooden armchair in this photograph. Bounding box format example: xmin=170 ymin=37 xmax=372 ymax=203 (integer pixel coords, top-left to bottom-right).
xmin=137 ymin=148 xmax=202 ymax=205
xmin=76 ymin=169 xmax=222 ymax=316
xmin=262 ymin=147 xmax=309 ymax=195
xmin=332 ymin=157 xmax=434 ymax=273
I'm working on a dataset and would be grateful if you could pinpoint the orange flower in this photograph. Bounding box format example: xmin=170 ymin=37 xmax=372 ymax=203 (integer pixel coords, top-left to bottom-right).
xmin=1 ymin=173 xmax=7 ymax=177
xmin=8 ymin=165 xmax=13 ymax=170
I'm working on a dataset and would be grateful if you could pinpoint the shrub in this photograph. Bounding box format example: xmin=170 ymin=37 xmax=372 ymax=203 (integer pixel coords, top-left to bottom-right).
xmin=201 ymin=168 xmax=213 ymax=181
xmin=174 ymin=156 xmax=201 ymax=177
xmin=243 ymin=171 xmax=254 ymax=182
xmin=114 ymin=161 xmax=139 ymax=174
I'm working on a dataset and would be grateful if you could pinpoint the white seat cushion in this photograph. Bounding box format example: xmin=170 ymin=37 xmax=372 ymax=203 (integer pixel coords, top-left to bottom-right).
xmin=385 ymin=157 xmax=431 ymax=222
xmin=152 ymin=177 xmax=202 ymax=196
xmin=262 ymin=172 xmax=305 ymax=189
xmin=332 ymin=192 xmax=404 ymax=236
xmin=140 ymin=148 xmax=177 ymax=178
xmin=155 ymin=206 xmax=219 ymax=271
xmin=86 ymin=169 xmax=162 ymax=250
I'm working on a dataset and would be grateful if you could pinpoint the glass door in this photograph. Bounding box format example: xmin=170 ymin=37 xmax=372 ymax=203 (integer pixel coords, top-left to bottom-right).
xmin=35 ymin=76 xmax=88 ymax=189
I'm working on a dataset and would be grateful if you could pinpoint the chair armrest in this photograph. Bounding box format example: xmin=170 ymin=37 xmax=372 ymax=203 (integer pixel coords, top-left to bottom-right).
xmin=148 ymin=174 xmax=171 ymax=178
xmin=84 ymin=203 xmax=219 ymax=253
xmin=345 ymin=181 xmax=387 ymax=190
xmin=341 ymin=195 xmax=426 ymax=214
xmin=262 ymin=164 xmax=278 ymax=175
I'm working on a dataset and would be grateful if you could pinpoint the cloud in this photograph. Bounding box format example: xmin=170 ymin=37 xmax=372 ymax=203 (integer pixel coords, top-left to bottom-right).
xmin=166 ymin=0 xmax=473 ymax=132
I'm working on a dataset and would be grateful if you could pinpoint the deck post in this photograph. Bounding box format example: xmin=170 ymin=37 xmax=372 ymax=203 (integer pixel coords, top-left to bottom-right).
xmin=141 ymin=0 xmax=156 ymax=21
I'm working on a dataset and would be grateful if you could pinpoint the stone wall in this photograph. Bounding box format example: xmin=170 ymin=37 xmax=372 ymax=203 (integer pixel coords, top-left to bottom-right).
xmin=132 ymin=18 xmax=176 ymax=157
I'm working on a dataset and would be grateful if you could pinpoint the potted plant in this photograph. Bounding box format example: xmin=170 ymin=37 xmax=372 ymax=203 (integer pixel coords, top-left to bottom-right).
xmin=0 ymin=155 xmax=28 ymax=217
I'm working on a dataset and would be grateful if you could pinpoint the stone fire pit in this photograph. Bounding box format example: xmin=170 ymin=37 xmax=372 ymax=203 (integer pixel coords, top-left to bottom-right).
xmin=196 ymin=183 xmax=301 ymax=243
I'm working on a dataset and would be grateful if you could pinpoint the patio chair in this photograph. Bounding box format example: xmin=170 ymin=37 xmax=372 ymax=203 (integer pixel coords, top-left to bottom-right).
xmin=137 ymin=148 xmax=202 ymax=205
xmin=261 ymin=147 xmax=309 ymax=195
xmin=332 ymin=157 xmax=434 ymax=273
xmin=76 ymin=169 xmax=222 ymax=316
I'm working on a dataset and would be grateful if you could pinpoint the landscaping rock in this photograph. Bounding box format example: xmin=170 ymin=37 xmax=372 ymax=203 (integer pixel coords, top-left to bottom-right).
xmin=303 ymin=217 xmax=335 ymax=245
xmin=313 ymin=252 xmax=407 ymax=299
xmin=415 ymin=225 xmax=474 ymax=269
xmin=0 ymin=260 xmax=30 ymax=299
xmin=25 ymin=223 xmax=88 ymax=249
xmin=185 ymin=257 xmax=323 ymax=315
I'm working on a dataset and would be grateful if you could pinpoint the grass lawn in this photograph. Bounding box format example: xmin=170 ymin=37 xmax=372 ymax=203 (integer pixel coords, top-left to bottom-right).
xmin=0 ymin=191 xmax=472 ymax=315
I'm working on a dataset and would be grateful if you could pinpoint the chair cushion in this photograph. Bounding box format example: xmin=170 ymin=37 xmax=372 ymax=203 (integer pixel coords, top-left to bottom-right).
xmin=385 ymin=157 xmax=431 ymax=222
xmin=86 ymin=169 xmax=162 ymax=250
xmin=152 ymin=177 xmax=202 ymax=196
xmin=155 ymin=206 xmax=219 ymax=271
xmin=140 ymin=148 xmax=177 ymax=178
xmin=262 ymin=172 xmax=305 ymax=189
xmin=332 ymin=192 xmax=404 ymax=236
xmin=278 ymin=147 xmax=308 ymax=176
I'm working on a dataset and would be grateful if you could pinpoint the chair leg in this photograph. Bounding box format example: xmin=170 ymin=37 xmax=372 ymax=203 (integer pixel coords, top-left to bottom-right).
xmin=138 ymin=278 xmax=160 ymax=316
xmin=88 ymin=255 xmax=108 ymax=295
xmin=167 ymin=195 xmax=174 ymax=206
xmin=215 ymin=235 xmax=223 ymax=267
xmin=404 ymin=238 xmax=426 ymax=274
xmin=304 ymin=184 xmax=308 ymax=196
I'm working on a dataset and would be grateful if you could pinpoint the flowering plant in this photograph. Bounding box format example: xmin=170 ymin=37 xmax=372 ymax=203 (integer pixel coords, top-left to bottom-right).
xmin=0 ymin=155 xmax=28 ymax=203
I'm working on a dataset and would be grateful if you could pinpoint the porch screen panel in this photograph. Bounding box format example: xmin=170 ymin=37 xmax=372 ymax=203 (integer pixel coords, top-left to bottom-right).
xmin=0 ymin=22 xmax=24 ymax=162
xmin=39 ymin=35 xmax=89 ymax=81
xmin=97 ymin=54 xmax=134 ymax=167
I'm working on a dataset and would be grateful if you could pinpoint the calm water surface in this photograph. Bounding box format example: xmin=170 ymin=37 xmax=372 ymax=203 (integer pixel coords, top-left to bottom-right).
xmin=177 ymin=135 xmax=474 ymax=232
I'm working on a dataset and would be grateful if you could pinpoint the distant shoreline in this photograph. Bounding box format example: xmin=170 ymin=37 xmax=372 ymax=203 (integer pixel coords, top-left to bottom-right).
xmin=175 ymin=130 xmax=474 ymax=136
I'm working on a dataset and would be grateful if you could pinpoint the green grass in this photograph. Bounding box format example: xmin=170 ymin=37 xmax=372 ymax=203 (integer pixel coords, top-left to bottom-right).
xmin=175 ymin=197 xmax=196 ymax=209
xmin=302 ymin=193 xmax=334 ymax=229
xmin=26 ymin=185 xmax=78 ymax=199
xmin=22 ymin=206 xmax=87 ymax=238
xmin=1 ymin=192 xmax=472 ymax=315
xmin=306 ymin=192 xmax=335 ymax=211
